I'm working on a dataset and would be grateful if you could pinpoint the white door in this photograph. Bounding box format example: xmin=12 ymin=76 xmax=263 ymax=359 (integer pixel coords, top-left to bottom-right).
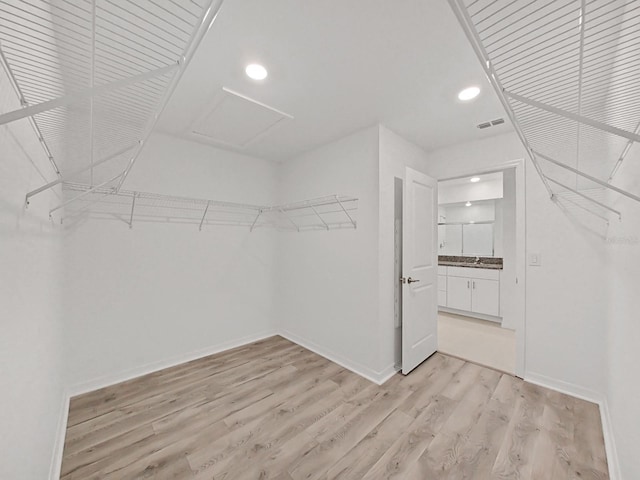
xmin=402 ymin=167 xmax=438 ymax=374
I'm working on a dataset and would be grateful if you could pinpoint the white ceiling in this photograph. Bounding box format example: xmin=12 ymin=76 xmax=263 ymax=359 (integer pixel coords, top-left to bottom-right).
xmin=157 ymin=0 xmax=513 ymax=161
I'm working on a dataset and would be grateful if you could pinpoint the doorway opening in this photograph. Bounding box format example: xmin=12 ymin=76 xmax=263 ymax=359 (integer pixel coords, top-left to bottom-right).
xmin=436 ymin=164 xmax=525 ymax=376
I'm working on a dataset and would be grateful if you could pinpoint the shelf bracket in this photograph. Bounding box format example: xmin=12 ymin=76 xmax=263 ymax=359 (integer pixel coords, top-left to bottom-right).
xmin=199 ymin=201 xmax=210 ymax=231
xmin=49 ymin=172 xmax=123 ymax=217
xmin=129 ymin=193 xmax=137 ymax=229
xmin=534 ymin=150 xmax=640 ymax=204
xmin=310 ymin=205 xmax=329 ymax=230
xmin=552 ymin=193 xmax=610 ymax=225
xmin=249 ymin=209 xmax=262 ymax=232
xmin=279 ymin=208 xmax=300 ymax=232
xmin=25 ymin=143 xmax=138 ymax=206
xmin=335 ymin=196 xmax=356 ymax=228
xmin=544 ymin=175 xmax=621 ymax=219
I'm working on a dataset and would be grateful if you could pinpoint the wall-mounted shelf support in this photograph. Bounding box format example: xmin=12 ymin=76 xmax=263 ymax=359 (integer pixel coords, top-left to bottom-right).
xmin=553 ymin=194 xmax=610 ymax=225
xmin=545 ymin=176 xmax=621 ymax=219
xmin=25 ymin=143 xmax=138 ymax=206
xmin=535 ymin=151 xmax=640 ymax=204
xmin=336 ymin=196 xmax=357 ymax=229
xmin=199 ymin=201 xmax=211 ymax=232
xmin=310 ymin=205 xmax=329 ymax=231
xmin=50 ymin=174 xmax=122 ymax=217
xmin=249 ymin=209 xmax=262 ymax=232
xmin=129 ymin=193 xmax=137 ymax=229
xmin=279 ymin=208 xmax=300 ymax=232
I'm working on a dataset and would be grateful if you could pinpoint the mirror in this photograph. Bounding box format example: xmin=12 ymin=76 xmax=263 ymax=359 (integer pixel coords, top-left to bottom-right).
xmin=438 ymin=199 xmax=499 ymax=257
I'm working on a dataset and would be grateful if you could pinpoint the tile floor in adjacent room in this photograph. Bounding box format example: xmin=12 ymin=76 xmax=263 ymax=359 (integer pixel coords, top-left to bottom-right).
xmin=438 ymin=311 xmax=516 ymax=375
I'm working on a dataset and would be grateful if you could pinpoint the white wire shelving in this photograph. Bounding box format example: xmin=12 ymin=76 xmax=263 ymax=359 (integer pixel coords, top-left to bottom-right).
xmin=0 ymin=0 xmax=224 ymax=209
xmin=0 ymin=0 xmax=360 ymax=234
xmin=61 ymin=182 xmax=359 ymax=232
xmin=449 ymin=0 xmax=640 ymax=223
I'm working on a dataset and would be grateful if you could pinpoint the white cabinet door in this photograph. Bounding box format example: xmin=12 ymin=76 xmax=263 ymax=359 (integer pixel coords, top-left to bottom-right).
xmin=438 ymin=290 xmax=447 ymax=307
xmin=471 ymin=278 xmax=500 ymax=316
xmin=447 ymin=276 xmax=471 ymax=311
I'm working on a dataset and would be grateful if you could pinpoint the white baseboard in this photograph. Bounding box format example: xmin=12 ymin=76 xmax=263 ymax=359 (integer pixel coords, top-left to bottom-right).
xmin=525 ymin=371 xmax=602 ymax=404
xmin=525 ymin=371 xmax=620 ymax=480
xmin=67 ymin=330 xmax=278 ymax=397
xmin=49 ymin=392 xmax=70 ymax=480
xmin=599 ymin=397 xmax=620 ymax=480
xmin=52 ymin=330 xmax=278 ymax=480
xmin=279 ymin=329 xmax=399 ymax=385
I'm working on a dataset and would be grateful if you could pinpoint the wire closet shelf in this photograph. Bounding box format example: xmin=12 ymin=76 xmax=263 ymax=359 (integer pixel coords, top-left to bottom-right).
xmin=61 ymin=183 xmax=359 ymax=232
xmin=449 ymin=0 xmax=640 ymax=223
xmin=0 ymin=0 xmax=223 ymax=207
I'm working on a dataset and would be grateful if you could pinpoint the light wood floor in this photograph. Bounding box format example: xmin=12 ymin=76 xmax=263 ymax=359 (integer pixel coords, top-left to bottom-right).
xmin=61 ymin=336 xmax=609 ymax=479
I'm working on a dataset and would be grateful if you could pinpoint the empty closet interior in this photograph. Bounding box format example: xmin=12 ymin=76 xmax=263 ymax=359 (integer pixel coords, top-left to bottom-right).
xmin=2 ymin=1 xmax=640 ymax=479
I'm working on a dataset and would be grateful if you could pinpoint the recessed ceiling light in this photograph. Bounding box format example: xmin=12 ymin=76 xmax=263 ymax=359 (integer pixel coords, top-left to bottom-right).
xmin=469 ymin=220 xmax=476 ymax=224
xmin=466 ymin=201 xmax=472 ymax=207
xmin=470 ymin=177 xmax=480 ymax=183
xmin=458 ymin=86 xmax=480 ymax=101
xmin=245 ymin=63 xmax=267 ymax=80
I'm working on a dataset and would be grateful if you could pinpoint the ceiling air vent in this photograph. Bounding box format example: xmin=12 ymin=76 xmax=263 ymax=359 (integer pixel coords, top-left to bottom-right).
xmin=477 ymin=118 xmax=505 ymax=129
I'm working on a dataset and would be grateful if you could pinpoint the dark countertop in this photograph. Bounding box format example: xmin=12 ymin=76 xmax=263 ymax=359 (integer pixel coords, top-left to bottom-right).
xmin=438 ymin=255 xmax=503 ymax=270
xmin=438 ymin=261 xmax=503 ymax=270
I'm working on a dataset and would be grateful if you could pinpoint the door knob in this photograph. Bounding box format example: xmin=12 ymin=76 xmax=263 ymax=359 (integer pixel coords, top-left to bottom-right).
xmin=407 ymin=277 xmax=420 ymax=284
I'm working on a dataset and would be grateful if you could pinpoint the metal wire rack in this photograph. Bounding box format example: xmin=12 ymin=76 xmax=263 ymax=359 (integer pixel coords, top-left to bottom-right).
xmin=61 ymin=183 xmax=359 ymax=232
xmin=0 ymin=0 xmax=224 ymax=209
xmin=449 ymin=0 xmax=640 ymax=223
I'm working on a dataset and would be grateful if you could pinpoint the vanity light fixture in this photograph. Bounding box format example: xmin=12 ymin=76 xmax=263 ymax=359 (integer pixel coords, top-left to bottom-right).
xmin=466 ymin=201 xmax=472 ymax=207
xmin=245 ymin=63 xmax=268 ymax=80
xmin=458 ymin=86 xmax=480 ymax=101
xmin=470 ymin=177 xmax=480 ymax=183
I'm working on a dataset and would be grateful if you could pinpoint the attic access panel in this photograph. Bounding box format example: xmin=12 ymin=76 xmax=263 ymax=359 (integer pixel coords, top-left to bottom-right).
xmin=190 ymin=87 xmax=293 ymax=148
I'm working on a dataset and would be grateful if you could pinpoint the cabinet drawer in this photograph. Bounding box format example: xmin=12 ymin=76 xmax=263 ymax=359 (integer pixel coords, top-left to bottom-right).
xmin=438 ymin=275 xmax=447 ymax=292
xmin=447 ymin=266 xmax=500 ymax=280
xmin=437 ymin=266 xmax=448 ymax=275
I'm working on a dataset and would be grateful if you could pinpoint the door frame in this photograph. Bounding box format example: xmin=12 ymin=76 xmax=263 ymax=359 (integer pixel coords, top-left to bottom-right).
xmin=437 ymin=159 xmax=526 ymax=378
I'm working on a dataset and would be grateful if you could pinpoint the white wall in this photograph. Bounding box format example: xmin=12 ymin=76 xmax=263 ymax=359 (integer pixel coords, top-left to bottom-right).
xmin=0 ymin=70 xmax=65 ymax=479
xmin=378 ymin=126 xmax=431 ymax=375
xmin=276 ymin=126 xmax=383 ymax=380
xmin=62 ymin=133 xmax=279 ymax=391
xmin=438 ymin=177 xmax=503 ymax=204
xmin=426 ymin=133 xmax=608 ymax=398
xmin=605 ymin=145 xmax=640 ymax=479
xmin=500 ymin=168 xmax=517 ymax=330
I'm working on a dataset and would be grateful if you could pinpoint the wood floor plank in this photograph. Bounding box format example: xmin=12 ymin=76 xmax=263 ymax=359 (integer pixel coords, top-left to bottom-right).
xmin=60 ymin=336 xmax=610 ymax=480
